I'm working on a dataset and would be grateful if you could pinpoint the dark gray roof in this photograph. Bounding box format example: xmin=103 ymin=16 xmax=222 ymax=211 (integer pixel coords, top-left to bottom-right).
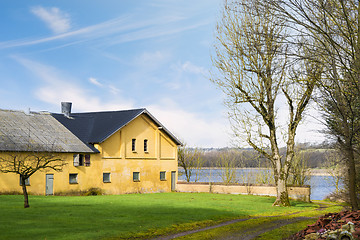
xmin=52 ymin=108 xmax=182 ymax=146
xmin=0 ymin=110 xmax=95 ymax=153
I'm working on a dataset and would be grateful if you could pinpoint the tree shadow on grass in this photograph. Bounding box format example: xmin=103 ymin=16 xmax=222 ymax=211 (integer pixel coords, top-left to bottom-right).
xmin=0 ymin=193 xmax=317 ymax=239
xmin=0 ymin=196 xmax=248 ymax=240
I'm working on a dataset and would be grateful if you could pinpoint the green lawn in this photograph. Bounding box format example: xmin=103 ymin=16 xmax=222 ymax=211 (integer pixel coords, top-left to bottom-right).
xmin=0 ymin=193 xmax=340 ymax=239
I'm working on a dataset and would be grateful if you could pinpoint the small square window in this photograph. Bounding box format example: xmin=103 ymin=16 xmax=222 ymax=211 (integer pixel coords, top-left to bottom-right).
xmin=69 ymin=173 xmax=78 ymax=184
xmin=144 ymin=139 xmax=148 ymax=152
xmin=132 ymin=139 xmax=136 ymax=152
xmin=19 ymin=176 xmax=30 ymax=186
xmin=103 ymin=173 xmax=111 ymax=183
xmin=133 ymin=172 xmax=140 ymax=182
xmin=160 ymin=171 xmax=166 ymax=181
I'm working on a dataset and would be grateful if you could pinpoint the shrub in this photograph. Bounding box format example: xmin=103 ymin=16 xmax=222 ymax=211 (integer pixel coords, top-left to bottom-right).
xmin=55 ymin=188 xmax=104 ymax=196
xmin=82 ymin=188 xmax=104 ymax=196
xmin=0 ymin=191 xmax=23 ymax=195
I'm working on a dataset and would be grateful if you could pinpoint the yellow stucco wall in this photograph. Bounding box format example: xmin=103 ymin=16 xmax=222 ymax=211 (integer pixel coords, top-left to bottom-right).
xmin=0 ymin=114 xmax=178 ymax=195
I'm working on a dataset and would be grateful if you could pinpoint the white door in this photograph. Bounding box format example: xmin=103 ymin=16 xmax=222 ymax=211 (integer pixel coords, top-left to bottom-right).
xmin=46 ymin=174 xmax=54 ymax=195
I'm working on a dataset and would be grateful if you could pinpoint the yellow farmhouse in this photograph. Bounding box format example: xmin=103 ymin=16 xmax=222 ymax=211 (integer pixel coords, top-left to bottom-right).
xmin=0 ymin=102 xmax=181 ymax=195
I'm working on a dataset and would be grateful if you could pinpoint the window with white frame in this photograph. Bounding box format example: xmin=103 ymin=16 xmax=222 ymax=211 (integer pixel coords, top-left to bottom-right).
xmin=103 ymin=173 xmax=111 ymax=183
xmin=69 ymin=173 xmax=78 ymax=184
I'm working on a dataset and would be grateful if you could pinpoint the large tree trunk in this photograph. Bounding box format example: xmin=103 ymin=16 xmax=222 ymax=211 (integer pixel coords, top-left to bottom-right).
xmin=273 ymin=175 xmax=290 ymax=207
xmin=270 ymin=134 xmax=291 ymax=206
xmin=345 ymin=141 xmax=358 ymax=210
xmin=272 ymin=155 xmax=291 ymax=206
xmin=341 ymin=110 xmax=359 ymax=210
xmin=21 ymin=176 xmax=30 ymax=208
xmin=274 ymin=127 xmax=295 ymax=207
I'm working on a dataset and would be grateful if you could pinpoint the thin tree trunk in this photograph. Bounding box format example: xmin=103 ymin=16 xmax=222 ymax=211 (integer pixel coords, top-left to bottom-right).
xmin=21 ymin=176 xmax=30 ymax=208
xmin=184 ymin=167 xmax=191 ymax=182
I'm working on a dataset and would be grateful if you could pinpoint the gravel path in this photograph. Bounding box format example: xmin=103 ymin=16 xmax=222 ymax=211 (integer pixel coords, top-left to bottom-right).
xmin=151 ymin=206 xmax=334 ymax=240
xmin=151 ymin=203 xmax=339 ymax=240
xmin=215 ymin=217 xmax=313 ymax=240
xmin=152 ymin=216 xmax=313 ymax=240
xmin=152 ymin=218 xmax=250 ymax=240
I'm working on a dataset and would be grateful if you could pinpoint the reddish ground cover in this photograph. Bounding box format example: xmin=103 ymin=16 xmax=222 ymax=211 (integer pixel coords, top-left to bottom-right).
xmin=288 ymin=211 xmax=360 ymax=239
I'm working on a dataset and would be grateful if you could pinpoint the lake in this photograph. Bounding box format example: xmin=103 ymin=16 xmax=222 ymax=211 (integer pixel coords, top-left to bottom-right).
xmin=178 ymin=168 xmax=340 ymax=200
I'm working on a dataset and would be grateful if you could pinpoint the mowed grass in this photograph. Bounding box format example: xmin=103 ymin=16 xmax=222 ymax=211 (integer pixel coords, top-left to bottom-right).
xmin=0 ymin=193 xmax=322 ymax=240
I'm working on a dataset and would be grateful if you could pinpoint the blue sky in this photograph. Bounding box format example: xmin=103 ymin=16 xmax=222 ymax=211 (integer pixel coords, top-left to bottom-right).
xmin=0 ymin=0 xmax=324 ymax=147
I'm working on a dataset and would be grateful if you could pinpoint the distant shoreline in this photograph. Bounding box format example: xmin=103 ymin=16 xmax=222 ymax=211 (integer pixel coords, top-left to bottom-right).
xmin=178 ymin=167 xmax=334 ymax=176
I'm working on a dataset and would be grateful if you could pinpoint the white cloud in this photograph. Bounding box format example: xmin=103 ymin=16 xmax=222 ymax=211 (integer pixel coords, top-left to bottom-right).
xmin=148 ymin=98 xmax=325 ymax=148
xmin=179 ymin=61 xmax=207 ymax=75
xmin=88 ymin=77 xmax=121 ymax=95
xmin=0 ymin=16 xmax=127 ymax=49
xmin=12 ymin=56 xmax=134 ymax=112
xmin=109 ymin=85 xmax=120 ymax=95
xmin=107 ymin=19 xmax=210 ymax=46
xmin=165 ymin=61 xmax=208 ymax=90
xmin=31 ymin=6 xmax=71 ymax=34
xmin=147 ymin=100 xmax=230 ymax=148
xmin=135 ymin=51 xmax=170 ymax=69
xmin=12 ymin=56 xmax=228 ymax=148
xmin=88 ymin=77 xmax=103 ymax=87
xmin=0 ymin=11 xmax=210 ymax=49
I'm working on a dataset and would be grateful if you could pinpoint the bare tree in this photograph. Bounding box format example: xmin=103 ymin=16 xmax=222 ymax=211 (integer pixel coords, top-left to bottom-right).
xmin=217 ymin=150 xmax=237 ymax=185
xmin=266 ymin=0 xmax=360 ymax=210
xmin=178 ymin=144 xmax=203 ymax=182
xmin=193 ymin=149 xmax=204 ymax=182
xmin=287 ymin=147 xmax=312 ymax=186
xmin=212 ymin=0 xmax=319 ymax=206
xmin=324 ymin=150 xmax=344 ymax=195
xmin=0 ymin=150 xmax=66 ymax=208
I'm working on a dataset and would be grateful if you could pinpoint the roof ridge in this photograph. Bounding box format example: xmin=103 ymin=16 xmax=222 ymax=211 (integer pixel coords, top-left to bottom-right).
xmin=69 ymin=108 xmax=145 ymax=115
xmin=0 ymin=109 xmax=26 ymax=113
xmin=0 ymin=109 xmax=51 ymax=115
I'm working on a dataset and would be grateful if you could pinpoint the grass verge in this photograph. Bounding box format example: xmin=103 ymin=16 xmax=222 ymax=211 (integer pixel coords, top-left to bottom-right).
xmin=256 ymin=219 xmax=316 ymax=240
xmin=0 ymin=193 xmax=341 ymax=240
xmin=177 ymin=201 xmax=344 ymax=240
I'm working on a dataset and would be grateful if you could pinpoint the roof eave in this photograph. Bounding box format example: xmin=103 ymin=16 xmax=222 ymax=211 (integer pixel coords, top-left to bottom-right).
xmin=97 ymin=108 xmax=182 ymax=146
xmin=142 ymin=109 xmax=182 ymax=146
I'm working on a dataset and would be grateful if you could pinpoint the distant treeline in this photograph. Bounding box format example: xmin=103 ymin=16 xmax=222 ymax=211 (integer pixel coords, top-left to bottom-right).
xmin=196 ymin=142 xmax=334 ymax=168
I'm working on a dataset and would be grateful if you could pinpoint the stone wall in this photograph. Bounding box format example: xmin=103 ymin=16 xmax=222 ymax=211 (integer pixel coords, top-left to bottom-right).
xmin=176 ymin=182 xmax=311 ymax=202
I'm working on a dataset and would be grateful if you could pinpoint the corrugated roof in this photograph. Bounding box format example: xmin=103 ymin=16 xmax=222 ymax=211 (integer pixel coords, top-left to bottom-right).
xmin=52 ymin=108 xmax=182 ymax=146
xmin=0 ymin=110 xmax=96 ymax=153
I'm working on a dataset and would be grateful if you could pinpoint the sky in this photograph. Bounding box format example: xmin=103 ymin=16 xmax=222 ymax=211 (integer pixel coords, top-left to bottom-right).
xmin=0 ymin=0 xmax=325 ymax=148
